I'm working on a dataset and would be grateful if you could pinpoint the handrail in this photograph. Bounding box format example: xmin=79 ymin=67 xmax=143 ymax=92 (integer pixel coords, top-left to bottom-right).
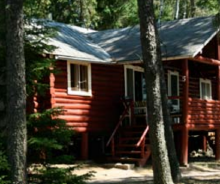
xmin=106 ymin=98 xmax=133 ymax=147
xmin=136 ymin=125 xmax=149 ymax=147
xmin=168 ymin=96 xmax=182 ymax=100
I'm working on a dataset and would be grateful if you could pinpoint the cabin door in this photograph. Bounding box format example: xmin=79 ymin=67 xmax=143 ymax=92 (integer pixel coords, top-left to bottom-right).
xmin=167 ymin=70 xmax=180 ymax=112
xmin=124 ymin=65 xmax=146 ymax=101
xmin=124 ymin=65 xmax=146 ymax=125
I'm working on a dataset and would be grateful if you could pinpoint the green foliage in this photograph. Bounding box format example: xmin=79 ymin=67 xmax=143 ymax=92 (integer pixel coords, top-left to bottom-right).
xmin=95 ymin=0 xmax=139 ymax=29
xmin=29 ymin=165 xmax=93 ymax=184
xmin=196 ymin=0 xmax=219 ymax=16
xmin=27 ymin=108 xmax=74 ymax=164
xmin=24 ymin=0 xmax=99 ymax=28
xmin=24 ymin=19 xmax=57 ymax=96
xmin=0 ymin=139 xmax=10 ymax=184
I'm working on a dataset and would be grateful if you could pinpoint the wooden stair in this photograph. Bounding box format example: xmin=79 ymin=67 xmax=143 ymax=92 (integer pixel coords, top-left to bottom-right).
xmin=106 ymin=98 xmax=151 ymax=166
xmin=108 ymin=125 xmax=151 ymax=166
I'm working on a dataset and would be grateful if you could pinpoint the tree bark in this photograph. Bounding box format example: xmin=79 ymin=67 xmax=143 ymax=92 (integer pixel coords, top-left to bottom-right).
xmin=174 ymin=0 xmax=180 ymax=19
xmin=190 ymin=0 xmax=196 ymax=17
xmin=158 ymin=0 xmax=164 ymax=23
xmin=0 ymin=0 xmax=6 ymax=130
xmin=183 ymin=0 xmax=187 ymax=19
xmin=5 ymin=0 xmax=27 ymax=183
xmin=160 ymin=67 xmax=182 ymax=182
xmin=137 ymin=0 xmax=173 ymax=183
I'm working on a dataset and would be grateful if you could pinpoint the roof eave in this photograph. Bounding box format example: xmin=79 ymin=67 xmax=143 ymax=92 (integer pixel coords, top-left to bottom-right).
xmin=192 ymin=29 xmax=219 ymax=58
xmin=54 ymin=55 xmax=115 ymax=64
xmin=162 ymin=55 xmax=193 ymax=61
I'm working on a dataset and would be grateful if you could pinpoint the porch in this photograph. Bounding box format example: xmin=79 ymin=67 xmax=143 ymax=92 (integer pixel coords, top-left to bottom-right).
xmin=107 ymin=58 xmax=220 ymax=166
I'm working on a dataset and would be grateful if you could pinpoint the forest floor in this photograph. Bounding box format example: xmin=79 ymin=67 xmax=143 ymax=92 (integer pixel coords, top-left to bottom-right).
xmin=71 ymin=159 xmax=220 ymax=184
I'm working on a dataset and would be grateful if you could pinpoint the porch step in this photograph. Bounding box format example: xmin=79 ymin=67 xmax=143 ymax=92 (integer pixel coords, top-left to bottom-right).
xmin=109 ymin=151 xmax=151 ymax=167
xmin=116 ymin=143 xmax=150 ymax=148
xmin=116 ymin=144 xmax=140 ymax=147
xmin=122 ymin=131 xmax=144 ymax=136
xmin=115 ymin=150 xmax=145 ymax=154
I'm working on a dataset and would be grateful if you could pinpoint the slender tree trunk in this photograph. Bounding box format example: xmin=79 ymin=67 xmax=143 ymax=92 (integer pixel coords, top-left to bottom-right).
xmin=174 ymin=0 xmax=180 ymax=19
xmin=5 ymin=0 xmax=27 ymax=183
xmin=0 ymin=0 xmax=6 ymax=130
xmin=183 ymin=0 xmax=187 ymax=18
xmin=137 ymin=0 xmax=173 ymax=183
xmin=160 ymin=68 xmax=182 ymax=182
xmin=190 ymin=0 xmax=196 ymax=17
xmin=79 ymin=0 xmax=85 ymax=25
xmin=158 ymin=0 xmax=164 ymax=23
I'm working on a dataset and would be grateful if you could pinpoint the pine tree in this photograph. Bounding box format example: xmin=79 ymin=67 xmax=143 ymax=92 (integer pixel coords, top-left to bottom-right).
xmin=5 ymin=0 xmax=27 ymax=183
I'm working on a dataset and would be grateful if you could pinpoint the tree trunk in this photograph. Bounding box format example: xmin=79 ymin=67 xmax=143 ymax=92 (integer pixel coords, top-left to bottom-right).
xmin=174 ymin=0 xmax=180 ymax=19
xmin=0 ymin=0 xmax=6 ymax=130
xmin=5 ymin=0 xmax=27 ymax=183
xmin=137 ymin=0 xmax=173 ymax=183
xmin=183 ymin=0 xmax=187 ymax=19
xmin=190 ymin=0 xmax=196 ymax=17
xmin=158 ymin=0 xmax=164 ymax=23
xmin=160 ymin=67 xmax=182 ymax=182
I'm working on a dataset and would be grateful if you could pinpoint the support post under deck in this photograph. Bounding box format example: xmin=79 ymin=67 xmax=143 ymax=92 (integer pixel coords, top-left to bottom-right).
xmin=216 ymin=129 xmax=220 ymax=161
xmin=181 ymin=59 xmax=189 ymax=165
xmin=81 ymin=132 xmax=88 ymax=160
xmin=181 ymin=126 xmax=189 ymax=166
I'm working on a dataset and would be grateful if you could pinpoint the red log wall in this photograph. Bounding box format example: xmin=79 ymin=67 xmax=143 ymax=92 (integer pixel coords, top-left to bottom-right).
xmin=52 ymin=61 xmax=124 ymax=133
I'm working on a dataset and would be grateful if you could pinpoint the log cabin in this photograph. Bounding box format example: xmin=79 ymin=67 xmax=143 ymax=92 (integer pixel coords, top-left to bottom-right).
xmin=34 ymin=16 xmax=220 ymax=166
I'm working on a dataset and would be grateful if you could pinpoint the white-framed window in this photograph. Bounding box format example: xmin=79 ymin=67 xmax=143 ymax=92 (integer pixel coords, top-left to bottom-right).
xmin=167 ymin=70 xmax=179 ymax=112
xmin=124 ymin=65 xmax=146 ymax=101
xmin=67 ymin=61 xmax=92 ymax=96
xmin=200 ymin=78 xmax=212 ymax=100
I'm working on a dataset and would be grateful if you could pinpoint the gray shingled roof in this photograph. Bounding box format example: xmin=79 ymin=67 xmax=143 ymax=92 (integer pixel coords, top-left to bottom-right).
xmin=46 ymin=16 xmax=218 ymax=63
xmin=87 ymin=16 xmax=218 ymax=62
xmin=47 ymin=22 xmax=112 ymax=63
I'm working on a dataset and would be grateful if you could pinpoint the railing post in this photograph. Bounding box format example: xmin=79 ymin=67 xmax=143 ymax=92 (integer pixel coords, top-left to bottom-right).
xmin=130 ymin=100 xmax=134 ymax=125
xmin=217 ymin=66 xmax=220 ymax=100
xmin=182 ymin=59 xmax=189 ymax=124
xmin=215 ymin=129 xmax=220 ymax=161
xmin=181 ymin=126 xmax=189 ymax=166
xmin=141 ymin=137 xmax=145 ymax=158
xmin=111 ymin=138 xmax=115 ymax=157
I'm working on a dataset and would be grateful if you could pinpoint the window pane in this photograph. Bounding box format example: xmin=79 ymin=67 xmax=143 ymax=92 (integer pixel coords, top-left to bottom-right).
xmin=171 ymin=75 xmax=178 ymax=105
xmin=70 ymin=64 xmax=79 ymax=91
xmin=142 ymin=73 xmax=146 ymax=100
xmin=171 ymin=75 xmax=178 ymax=96
xmin=201 ymin=83 xmax=206 ymax=99
xmin=206 ymin=83 xmax=211 ymax=99
xmin=135 ymin=71 xmax=142 ymax=101
xmin=200 ymin=81 xmax=212 ymax=99
xmin=126 ymin=69 xmax=133 ymax=99
xmin=80 ymin=65 xmax=88 ymax=92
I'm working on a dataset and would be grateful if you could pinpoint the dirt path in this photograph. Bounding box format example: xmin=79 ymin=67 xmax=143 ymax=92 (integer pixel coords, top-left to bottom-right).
xmin=72 ymin=161 xmax=220 ymax=184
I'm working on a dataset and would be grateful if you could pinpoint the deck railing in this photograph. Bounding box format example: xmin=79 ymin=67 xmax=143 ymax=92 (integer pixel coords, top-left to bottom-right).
xmin=188 ymin=98 xmax=220 ymax=124
xmin=106 ymin=98 xmax=133 ymax=147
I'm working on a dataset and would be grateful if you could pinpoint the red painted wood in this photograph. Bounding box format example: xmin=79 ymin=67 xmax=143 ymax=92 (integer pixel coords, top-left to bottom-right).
xmin=50 ymin=72 xmax=55 ymax=108
xmin=81 ymin=132 xmax=88 ymax=160
xmin=217 ymin=36 xmax=220 ymax=60
xmin=188 ymin=98 xmax=220 ymax=124
xmin=181 ymin=126 xmax=188 ymax=166
xmin=218 ymin=66 xmax=220 ymax=100
xmin=53 ymin=61 xmax=124 ymax=133
xmin=216 ymin=129 xmax=220 ymax=160
xmin=192 ymin=56 xmax=220 ymax=65
xmin=203 ymin=135 xmax=207 ymax=152
xmin=182 ymin=59 xmax=189 ymax=124
xmin=111 ymin=138 xmax=115 ymax=157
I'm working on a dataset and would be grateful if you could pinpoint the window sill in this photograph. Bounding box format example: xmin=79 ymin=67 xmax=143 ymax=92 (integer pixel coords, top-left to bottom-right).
xmin=67 ymin=89 xmax=92 ymax=97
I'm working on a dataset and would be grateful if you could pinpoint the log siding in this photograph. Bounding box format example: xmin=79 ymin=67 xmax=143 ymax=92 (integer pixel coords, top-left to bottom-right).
xmin=52 ymin=61 xmax=124 ymax=132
